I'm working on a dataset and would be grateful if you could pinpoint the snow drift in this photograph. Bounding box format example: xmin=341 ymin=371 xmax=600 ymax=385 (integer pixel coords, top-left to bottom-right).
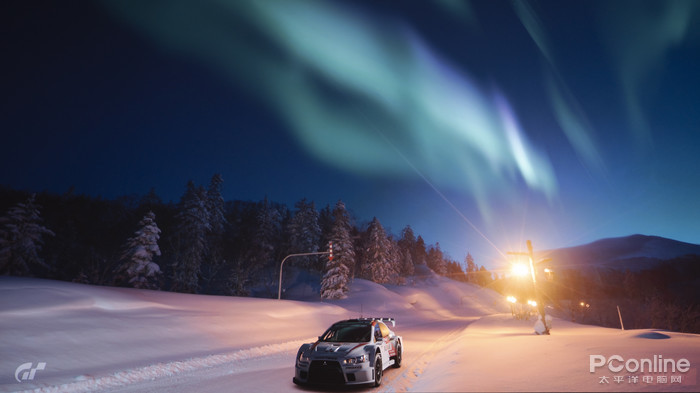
xmin=1 ymin=273 xmax=698 ymax=392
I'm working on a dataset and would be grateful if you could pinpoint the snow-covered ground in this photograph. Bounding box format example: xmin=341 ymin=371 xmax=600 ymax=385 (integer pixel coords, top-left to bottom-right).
xmin=1 ymin=273 xmax=698 ymax=392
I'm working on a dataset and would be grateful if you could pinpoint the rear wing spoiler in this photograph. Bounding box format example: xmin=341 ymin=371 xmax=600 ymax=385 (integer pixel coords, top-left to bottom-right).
xmin=357 ymin=317 xmax=395 ymax=327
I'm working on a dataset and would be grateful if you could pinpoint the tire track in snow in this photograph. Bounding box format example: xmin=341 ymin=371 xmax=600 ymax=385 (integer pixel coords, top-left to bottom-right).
xmin=14 ymin=338 xmax=314 ymax=393
xmin=379 ymin=318 xmax=477 ymax=393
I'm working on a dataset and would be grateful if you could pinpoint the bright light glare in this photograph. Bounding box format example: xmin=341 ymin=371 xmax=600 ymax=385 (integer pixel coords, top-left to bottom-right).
xmin=511 ymin=263 xmax=529 ymax=277
xmin=527 ymin=300 xmax=537 ymax=307
xmin=506 ymin=296 xmax=517 ymax=303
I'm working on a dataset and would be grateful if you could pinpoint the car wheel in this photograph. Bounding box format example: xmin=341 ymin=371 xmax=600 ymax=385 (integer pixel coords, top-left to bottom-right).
xmin=393 ymin=343 xmax=402 ymax=368
xmin=374 ymin=353 xmax=382 ymax=387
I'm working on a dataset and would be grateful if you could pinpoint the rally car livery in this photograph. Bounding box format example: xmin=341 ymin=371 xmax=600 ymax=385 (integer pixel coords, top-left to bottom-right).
xmin=293 ymin=318 xmax=403 ymax=387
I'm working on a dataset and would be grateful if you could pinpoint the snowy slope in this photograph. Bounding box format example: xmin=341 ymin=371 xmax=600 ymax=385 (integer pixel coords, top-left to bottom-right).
xmin=414 ymin=315 xmax=699 ymax=392
xmin=2 ymin=275 xmax=699 ymax=393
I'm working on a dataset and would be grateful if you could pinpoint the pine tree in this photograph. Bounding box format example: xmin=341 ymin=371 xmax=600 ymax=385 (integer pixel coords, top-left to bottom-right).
xmin=386 ymin=237 xmax=402 ymax=283
xmin=287 ymin=198 xmax=321 ymax=270
xmin=398 ymin=226 xmax=416 ymax=276
xmin=318 ymin=204 xmax=334 ymax=252
xmin=320 ymin=251 xmax=350 ymax=300
xmin=171 ymin=181 xmax=210 ymax=293
xmin=446 ymin=260 xmax=468 ymax=282
xmin=477 ymin=265 xmax=493 ymax=287
xmin=201 ymin=174 xmax=227 ymax=289
xmin=320 ymin=201 xmax=354 ymax=299
xmin=139 ymin=187 xmax=162 ymax=209
xmin=400 ymin=248 xmax=414 ymax=276
xmin=117 ymin=211 xmax=161 ymax=289
xmin=361 ymin=217 xmax=393 ymax=284
xmin=465 ymin=253 xmax=477 ymax=283
xmin=414 ymin=235 xmax=427 ymax=266
xmin=206 ymin=174 xmax=227 ymax=237
xmin=427 ymin=243 xmax=447 ymax=275
xmin=0 ymin=194 xmax=55 ymax=276
xmin=253 ymin=197 xmax=282 ymax=268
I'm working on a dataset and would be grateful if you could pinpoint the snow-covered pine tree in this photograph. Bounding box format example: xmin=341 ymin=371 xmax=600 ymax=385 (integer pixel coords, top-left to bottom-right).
xmin=465 ymin=253 xmax=477 ymax=283
xmin=206 ymin=174 xmax=226 ymax=238
xmin=117 ymin=211 xmax=161 ymax=289
xmin=386 ymin=236 xmax=402 ymax=283
xmin=398 ymin=226 xmax=416 ymax=276
xmin=0 ymin=194 xmax=55 ymax=276
xmin=400 ymin=248 xmax=414 ymax=276
xmin=320 ymin=201 xmax=354 ymax=299
xmin=477 ymin=265 xmax=493 ymax=286
xmin=320 ymin=250 xmax=350 ymax=299
xmin=427 ymin=243 xmax=447 ymax=275
xmin=253 ymin=197 xmax=282 ymax=269
xmin=201 ymin=174 xmax=227 ymax=289
xmin=287 ymin=198 xmax=321 ymax=270
xmin=361 ymin=217 xmax=393 ymax=284
xmin=171 ymin=181 xmax=211 ymax=293
xmin=414 ymin=235 xmax=427 ymax=265
xmin=318 ymin=204 xmax=333 ymax=251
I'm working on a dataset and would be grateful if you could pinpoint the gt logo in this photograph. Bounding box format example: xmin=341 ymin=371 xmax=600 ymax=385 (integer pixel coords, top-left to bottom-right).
xmin=15 ymin=362 xmax=46 ymax=382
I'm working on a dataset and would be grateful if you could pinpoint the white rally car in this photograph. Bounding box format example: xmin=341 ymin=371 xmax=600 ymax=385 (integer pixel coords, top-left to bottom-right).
xmin=293 ymin=318 xmax=403 ymax=387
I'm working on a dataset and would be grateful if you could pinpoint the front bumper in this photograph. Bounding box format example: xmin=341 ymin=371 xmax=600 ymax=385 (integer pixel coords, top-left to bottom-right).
xmin=294 ymin=359 xmax=374 ymax=386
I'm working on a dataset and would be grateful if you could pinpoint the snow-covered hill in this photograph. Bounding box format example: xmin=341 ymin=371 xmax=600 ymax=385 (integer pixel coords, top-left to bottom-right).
xmin=543 ymin=234 xmax=700 ymax=271
xmin=1 ymin=275 xmax=698 ymax=392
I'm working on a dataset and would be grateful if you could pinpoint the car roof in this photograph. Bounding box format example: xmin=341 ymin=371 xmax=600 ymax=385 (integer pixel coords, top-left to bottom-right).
xmin=332 ymin=317 xmax=395 ymax=326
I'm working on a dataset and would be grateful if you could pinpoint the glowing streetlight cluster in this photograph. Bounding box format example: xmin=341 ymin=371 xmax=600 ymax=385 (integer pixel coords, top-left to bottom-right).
xmin=511 ymin=263 xmax=530 ymax=277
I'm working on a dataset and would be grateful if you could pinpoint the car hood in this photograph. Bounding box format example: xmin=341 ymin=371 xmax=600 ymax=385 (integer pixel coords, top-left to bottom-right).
xmin=310 ymin=342 xmax=367 ymax=358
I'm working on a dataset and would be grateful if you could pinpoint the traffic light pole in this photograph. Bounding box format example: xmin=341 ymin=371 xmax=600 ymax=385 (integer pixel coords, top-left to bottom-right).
xmin=278 ymin=243 xmax=332 ymax=300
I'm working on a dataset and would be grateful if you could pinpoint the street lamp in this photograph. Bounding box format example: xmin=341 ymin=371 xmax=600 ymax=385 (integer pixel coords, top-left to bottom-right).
xmin=511 ymin=263 xmax=529 ymax=277
xmin=508 ymin=240 xmax=551 ymax=335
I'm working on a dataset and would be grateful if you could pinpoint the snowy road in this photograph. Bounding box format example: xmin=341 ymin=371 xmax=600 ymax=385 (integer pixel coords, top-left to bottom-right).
xmin=95 ymin=317 xmax=477 ymax=393
xmin=5 ymin=277 xmax=698 ymax=393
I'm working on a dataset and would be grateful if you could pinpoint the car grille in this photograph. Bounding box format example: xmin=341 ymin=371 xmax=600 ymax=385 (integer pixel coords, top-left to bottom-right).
xmin=308 ymin=360 xmax=344 ymax=384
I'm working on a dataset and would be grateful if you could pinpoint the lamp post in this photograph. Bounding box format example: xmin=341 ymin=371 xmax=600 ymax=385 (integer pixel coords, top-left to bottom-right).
xmin=508 ymin=240 xmax=551 ymax=335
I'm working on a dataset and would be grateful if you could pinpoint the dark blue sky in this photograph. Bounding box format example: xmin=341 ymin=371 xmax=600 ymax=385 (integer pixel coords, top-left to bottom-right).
xmin=2 ymin=0 xmax=699 ymax=270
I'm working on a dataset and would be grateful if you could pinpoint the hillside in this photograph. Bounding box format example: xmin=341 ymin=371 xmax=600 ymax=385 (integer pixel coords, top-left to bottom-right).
xmin=542 ymin=234 xmax=700 ymax=271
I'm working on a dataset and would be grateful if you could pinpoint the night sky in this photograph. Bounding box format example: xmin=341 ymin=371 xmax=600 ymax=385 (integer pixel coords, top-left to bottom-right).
xmin=2 ymin=0 xmax=699 ymax=270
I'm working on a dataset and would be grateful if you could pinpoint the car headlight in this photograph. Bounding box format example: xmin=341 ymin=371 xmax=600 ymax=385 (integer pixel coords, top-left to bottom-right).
xmin=298 ymin=351 xmax=310 ymax=363
xmin=343 ymin=354 xmax=367 ymax=365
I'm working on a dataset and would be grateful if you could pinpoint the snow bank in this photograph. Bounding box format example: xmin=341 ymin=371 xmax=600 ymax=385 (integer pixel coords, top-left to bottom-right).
xmin=0 ymin=277 xmax=346 ymax=391
xmin=10 ymin=338 xmax=313 ymax=393
xmin=414 ymin=314 xmax=700 ymax=392
xmin=2 ymin=275 xmax=698 ymax=392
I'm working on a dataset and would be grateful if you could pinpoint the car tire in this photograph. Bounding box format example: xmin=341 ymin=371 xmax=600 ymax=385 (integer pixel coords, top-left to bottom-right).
xmin=393 ymin=343 xmax=402 ymax=368
xmin=374 ymin=353 xmax=382 ymax=387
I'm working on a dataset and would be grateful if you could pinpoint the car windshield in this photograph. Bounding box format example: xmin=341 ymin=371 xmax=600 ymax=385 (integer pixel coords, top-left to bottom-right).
xmin=320 ymin=323 xmax=371 ymax=343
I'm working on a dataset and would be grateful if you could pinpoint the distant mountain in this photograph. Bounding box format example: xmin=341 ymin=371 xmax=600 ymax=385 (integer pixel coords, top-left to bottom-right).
xmin=541 ymin=234 xmax=700 ymax=271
